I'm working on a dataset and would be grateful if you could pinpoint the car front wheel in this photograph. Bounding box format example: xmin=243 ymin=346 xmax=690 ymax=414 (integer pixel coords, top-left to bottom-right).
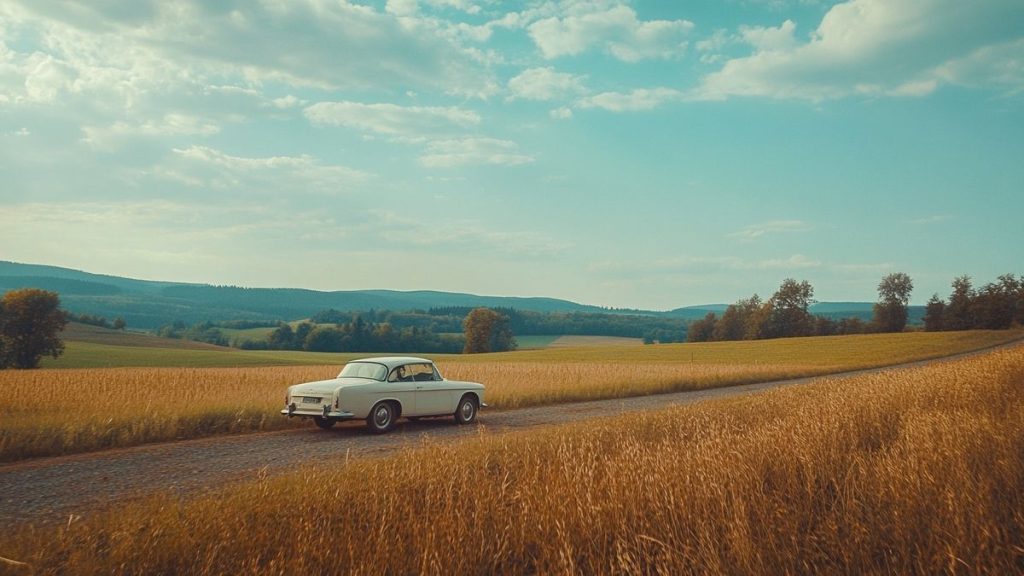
xmin=454 ymin=395 xmax=478 ymax=425
xmin=367 ymin=401 xmax=396 ymax=434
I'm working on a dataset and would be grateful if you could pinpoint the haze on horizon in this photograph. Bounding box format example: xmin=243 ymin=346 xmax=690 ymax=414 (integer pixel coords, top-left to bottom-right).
xmin=1 ymin=0 xmax=1022 ymax=311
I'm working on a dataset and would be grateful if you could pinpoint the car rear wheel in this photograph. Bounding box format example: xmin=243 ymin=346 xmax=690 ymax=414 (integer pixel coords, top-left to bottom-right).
xmin=313 ymin=416 xmax=336 ymax=430
xmin=367 ymin=401 xmax=396 ymax=434
xmin=454 ymin=395 xmax=478 ymax=425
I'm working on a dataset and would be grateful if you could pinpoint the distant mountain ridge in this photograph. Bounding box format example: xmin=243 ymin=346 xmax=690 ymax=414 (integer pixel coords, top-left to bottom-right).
xmin=0 ymin=261 xmax=613 ymax=329
xmin=0 ymin=261 xmax=922 ymax=329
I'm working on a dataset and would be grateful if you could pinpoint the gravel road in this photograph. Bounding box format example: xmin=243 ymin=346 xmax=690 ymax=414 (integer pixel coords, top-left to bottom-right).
xmin=2 ymin=341 xmax=1020 ymax=529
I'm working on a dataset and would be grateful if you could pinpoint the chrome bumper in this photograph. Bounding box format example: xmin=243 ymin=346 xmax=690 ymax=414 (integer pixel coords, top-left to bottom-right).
xmin=281 ymin=403 xmax=355 ymax=419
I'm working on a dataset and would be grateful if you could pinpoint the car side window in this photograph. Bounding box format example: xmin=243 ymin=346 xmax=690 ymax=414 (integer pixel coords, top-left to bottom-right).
xmin=406 ymin=363 xmax=437 ymax=382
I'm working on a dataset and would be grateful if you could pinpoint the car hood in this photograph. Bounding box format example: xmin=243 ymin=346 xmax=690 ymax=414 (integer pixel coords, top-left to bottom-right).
xmin=290 ymin=378 xmax=372 ymax=396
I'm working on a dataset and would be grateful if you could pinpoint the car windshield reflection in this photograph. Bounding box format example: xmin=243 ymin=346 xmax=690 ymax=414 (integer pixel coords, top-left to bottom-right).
xmin=338 ymin=362 xmax=388 ymax=381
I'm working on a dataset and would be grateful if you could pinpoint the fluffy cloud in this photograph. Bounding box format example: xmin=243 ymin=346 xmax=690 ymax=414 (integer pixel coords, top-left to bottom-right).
xmin=696 ymin=0 xmax=1024 ymax=100
xmin=418 ymin=138 xmax=535 ymax=168
xmin=577 ymin=88 xmax=683 ymax=111
xmin=304 ymin=101 xmax=480 ymax=141
xmin=82 ymin=114 xmax=220 ymax=149
xmin=2 ymin=0 xmax=496 ymax=105
xmin=526 ymin=4 xmax=693 ymax=61
xmin=507 ymin=67 xmax=588 ymax=101
xmin=158 ymin=145 xmax=370 ymax=195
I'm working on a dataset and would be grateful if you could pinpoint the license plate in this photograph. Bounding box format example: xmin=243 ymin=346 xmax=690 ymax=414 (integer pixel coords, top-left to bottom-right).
xmin=302 ymin=396 xmax=321 ymax=404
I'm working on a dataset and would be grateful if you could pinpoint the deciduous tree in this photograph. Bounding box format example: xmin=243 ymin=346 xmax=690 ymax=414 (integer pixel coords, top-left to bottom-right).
xmin=872 ymin=272 xmax=914 ymax=333
xmin=945 ymin=276 xmax=975 ymax=331
xmin=765 ymin=279 xmax=815 ymax=338
xmin=462 ymin=308 xmax=515 ymax=354
xmin=0 ymin=288 xmax=69 ymax=369
xmin=973 ymin=274 xmax=1019 ymax=330
xmin=923 ymin=294 xmax=946 ymax=332
xmin=687 ymin=312 xmax=717 ymax=343
xmin=712 ymin=296 xmax=761 ymax=341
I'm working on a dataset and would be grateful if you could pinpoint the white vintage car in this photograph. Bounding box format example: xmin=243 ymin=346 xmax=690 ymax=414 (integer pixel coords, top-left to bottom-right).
xmin=282 ymin=356 xmax=486 ymax=433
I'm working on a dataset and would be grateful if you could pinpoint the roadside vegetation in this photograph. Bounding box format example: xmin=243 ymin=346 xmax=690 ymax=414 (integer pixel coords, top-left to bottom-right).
xmin=3 ymin=344 xmax=1021 ymax=574
xmin=3 ymin=330 xmax=1020 ymax=462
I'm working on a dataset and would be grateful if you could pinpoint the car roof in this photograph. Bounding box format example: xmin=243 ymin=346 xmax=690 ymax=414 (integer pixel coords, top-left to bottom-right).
xmin=347 ymin=356 xmax=434 ymax=369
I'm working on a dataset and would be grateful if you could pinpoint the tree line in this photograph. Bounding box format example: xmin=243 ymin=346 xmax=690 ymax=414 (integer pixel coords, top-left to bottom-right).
xmin=68 ymin=312 xmax=126 ymax=330
xmin=241 ymin=316 xmax=464 ymax=354
xmin=923 ymin=274 xmax=1023 ymax=331
xmin=688 ymin=272 xmax=1022 ymax=343
xmin=427 ymin=307 xmax=687 ymax=341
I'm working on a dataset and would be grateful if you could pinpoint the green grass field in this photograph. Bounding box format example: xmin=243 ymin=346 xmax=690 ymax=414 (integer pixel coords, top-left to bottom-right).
xmin=43 ymin=329 xmax=1024 ymax=369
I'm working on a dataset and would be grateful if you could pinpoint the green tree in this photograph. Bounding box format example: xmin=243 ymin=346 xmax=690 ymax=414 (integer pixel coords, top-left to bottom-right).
xmin=112 ymin=317 xmax=126 ymax=330
xmin=304 ymin=326 xmax=343 ymax=352
xmin=923 ymin=294 xmax=946 ymax=331
xmin=268 ymin=323 xmax=296 ymax=349
xmin=687 ymin=312 xmax=717 ymax=343
xmin=945 ymin=276 xmax=975 ymax=331
xmin=462 ymin=308 xmax=515 ymax=354
xmin=872 ymin=272 xmax=914 ymax=333
xmin=744 ymin=299 xmax=773 ymax=340
xmin=973 ymin=274 xmax=1019 ymax=330
xmin=765 ymin=279 xmax=815 ymax=339
xmin=0 ymin=288 xmax=69 ymax=369
xmin=712 ymin=295 xmax=761 ymax=341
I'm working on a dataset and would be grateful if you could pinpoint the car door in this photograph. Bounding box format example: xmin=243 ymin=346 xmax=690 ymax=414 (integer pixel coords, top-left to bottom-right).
xmin=410 ymin=363 xmax=452 ymax=416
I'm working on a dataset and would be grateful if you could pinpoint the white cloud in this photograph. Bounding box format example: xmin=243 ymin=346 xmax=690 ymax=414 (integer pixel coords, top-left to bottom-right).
xmin=550 ymin=106 xmax=573 ymax=120
xmin=729 ymin=220 xmax=813 ymax=240
xmin=527 ymin=4 xmax=693 ymax=62
xmin=304 ymin=101 xmax=480 ymax=141
xmin=418 ymin=138 xmax=534 ymax=168
xmin=271 ymin=95 xmax=304 ymax=109
xmin=3 ymin=0 xmax=497 ymax=106
xmin=577 ymin=88 xmax=683 ymax=111
xmin=82 ymin=113 xmax=220 ymax=149
xmin=934 ymin=38 xmax=1024 ymax=93
xmin=740 ymin=20 xmax=798 ymax=52
xmin=695 ymin=0 xmax=1024 ymax=101
xmin=424 ymin=0 xmax=482 ymax=14
xmin=160 ymin=145 xmax=370 ymax=194
xmin=507 ymin=67 xmax=588 ymax=101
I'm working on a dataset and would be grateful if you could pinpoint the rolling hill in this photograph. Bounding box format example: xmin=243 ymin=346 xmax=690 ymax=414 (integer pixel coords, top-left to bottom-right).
xmin=0 ymin=261 xmax=924 ymax=329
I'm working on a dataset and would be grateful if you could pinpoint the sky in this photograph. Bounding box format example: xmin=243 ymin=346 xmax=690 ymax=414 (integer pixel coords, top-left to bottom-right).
xmin=1 ymin=0 xmax=1022 ymax=310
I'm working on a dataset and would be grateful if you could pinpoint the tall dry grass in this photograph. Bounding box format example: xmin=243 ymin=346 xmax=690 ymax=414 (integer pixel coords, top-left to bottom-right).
xmin=0 ymin=366 xmax=336 ymax=462
xmin=2 ymin=345 xmax=1022 ymax=574
xmin=1 ymin=331 xmax=1019 ymax=462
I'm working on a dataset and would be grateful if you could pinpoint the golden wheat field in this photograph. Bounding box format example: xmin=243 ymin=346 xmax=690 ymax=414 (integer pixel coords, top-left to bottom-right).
xmin=2 ymin=343 xmax=1022 ymax=574
xmin=0 ymin=331 xmax=1019 ymax=462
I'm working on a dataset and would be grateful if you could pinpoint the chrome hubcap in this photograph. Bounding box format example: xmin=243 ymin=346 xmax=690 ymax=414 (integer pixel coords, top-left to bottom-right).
xmin=461 ymin=401 xmax=474 ymax=420
xmin=375 ymin=406 xmax=390 ymax=427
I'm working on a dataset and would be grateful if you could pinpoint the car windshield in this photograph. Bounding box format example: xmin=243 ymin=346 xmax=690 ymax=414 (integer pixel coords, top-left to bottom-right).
xmin=337 ymin=362 xmax=388 ymax=381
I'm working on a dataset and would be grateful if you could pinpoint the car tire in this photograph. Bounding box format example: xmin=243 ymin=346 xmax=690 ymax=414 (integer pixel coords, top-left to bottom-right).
xmin=454 ymin=395 xmax=478 ymax=425
xmin=367 ymin=401 xmax=396 ymax=434
xmin=313 ymin=416 xmax=336 ymax=430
